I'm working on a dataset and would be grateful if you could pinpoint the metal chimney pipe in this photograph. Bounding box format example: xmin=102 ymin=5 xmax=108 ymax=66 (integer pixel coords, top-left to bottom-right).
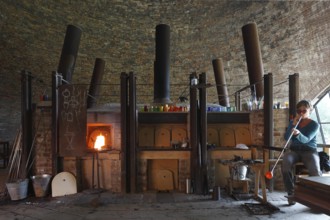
xmin=212 ymin=58 xmax=230 ymax=107
xmin=87 ymin=58 xmax=105 ymax=108
xmin=57 ymin=24 xmax=82 ymax=83
xmin=154 ymin=24 xmax=171 ymax=104
xmin=242 ymin=23 xmax=264 ymax=99
xmin=289 ymin=73 xmax=300 ymax=120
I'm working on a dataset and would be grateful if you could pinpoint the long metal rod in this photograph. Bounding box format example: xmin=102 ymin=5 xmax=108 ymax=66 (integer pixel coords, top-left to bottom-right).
xmin=97 ymin=151 xmax=100 ymax=189
xmin=270 ymin=116 xmax=302 ymax=173
xmin=92 ymin=151 xmax=95 ymax=188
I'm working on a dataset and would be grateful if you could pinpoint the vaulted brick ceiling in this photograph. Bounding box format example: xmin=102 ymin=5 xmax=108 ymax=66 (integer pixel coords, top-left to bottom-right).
xmin=0 ymin=0 xmax=329 ymax=141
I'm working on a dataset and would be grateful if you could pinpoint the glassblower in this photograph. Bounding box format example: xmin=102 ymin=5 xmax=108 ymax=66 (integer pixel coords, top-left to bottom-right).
xmin=265 ymin=116 xmax=302 ymax=179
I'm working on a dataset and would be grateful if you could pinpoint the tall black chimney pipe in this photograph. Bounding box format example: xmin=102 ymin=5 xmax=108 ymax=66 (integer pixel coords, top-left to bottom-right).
xmin=242 ymin=23 xmax=264 ymax=99
xmin=57 ymin=24 xmax=82 ymax=83
xmin=154 ymin=24 xmax=171 ymax=104
xmin=87 ymin=58 xmax=105 ymax=108
xmin=212 ymin=58 xmax=230 ymax=107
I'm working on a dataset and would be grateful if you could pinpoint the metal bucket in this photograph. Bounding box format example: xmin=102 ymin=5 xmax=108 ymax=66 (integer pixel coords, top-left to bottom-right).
xmin=6 ymin=178 xmax=29 ymax=200
xmin=230 ymin=165 xmax=248 ymax=180
xmin=31 ymin=174 xmax=52 ymax=197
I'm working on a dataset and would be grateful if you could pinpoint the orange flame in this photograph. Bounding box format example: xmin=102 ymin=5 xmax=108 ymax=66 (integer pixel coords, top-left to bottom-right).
xmin=94 ymin=134 xmax=105 ymax=150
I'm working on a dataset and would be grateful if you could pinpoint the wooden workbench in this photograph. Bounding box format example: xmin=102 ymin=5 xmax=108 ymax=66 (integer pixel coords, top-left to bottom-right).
xmin=293 ymin=176 xmax=330 ymax=215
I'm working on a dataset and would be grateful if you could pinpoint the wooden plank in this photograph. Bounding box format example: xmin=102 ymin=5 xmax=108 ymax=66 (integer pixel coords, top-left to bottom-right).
xmin=293 ymin=183 xmax=330 ymax=215
xmin=138 ymin=112 xmax=188 ymax=124
xmin=209 ymin=149 xmax=252 ymax=160
xmin=297 ymin=176 xmax=330 ymax=191
xmin=58 ymin=84 xmax=87 ymax=157
xmin=138 ymin=150 xmax=190 ymax=159
xmin=207 ymin=112 xmax=250 ymax=124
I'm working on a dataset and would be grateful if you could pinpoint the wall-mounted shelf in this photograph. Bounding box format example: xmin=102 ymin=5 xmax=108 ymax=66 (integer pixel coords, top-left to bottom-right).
xmin=138 ymin=112 xmax=250 ymax=124
xmin=207 ymin=112 xmax=250 ymax=124
xmin=138 ymin=112 xmax=188 ymax=124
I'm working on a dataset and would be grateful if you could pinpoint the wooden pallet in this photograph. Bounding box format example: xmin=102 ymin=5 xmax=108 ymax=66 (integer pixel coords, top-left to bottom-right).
xmin=293 ymin=176 xmax=330 ymax=215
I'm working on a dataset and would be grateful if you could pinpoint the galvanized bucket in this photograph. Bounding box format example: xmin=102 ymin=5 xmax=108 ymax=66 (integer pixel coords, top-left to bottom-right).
xmin=6 ymin=178 xmax=29 ymax=200
xmin=230 ymin=165 xmax=248 ymax=180
xmin=31 ymin=174 xmax=52 ymax=197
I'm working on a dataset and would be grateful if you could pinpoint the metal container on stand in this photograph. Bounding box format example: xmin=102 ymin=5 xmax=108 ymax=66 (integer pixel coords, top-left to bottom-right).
xmin=186 ymin=178 xmax=191 ymax=194
xmin=212 ymin=186 xmax=221 ymax=201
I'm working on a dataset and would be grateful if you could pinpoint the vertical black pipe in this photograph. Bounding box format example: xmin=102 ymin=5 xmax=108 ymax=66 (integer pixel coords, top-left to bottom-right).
xmin=21 ymin=70 xmax=33 ymax=179
xmin=199 ymin=73 xmax=208 ymax=195
xmin=87 ymin=58 xmax=105 ymax=108
xmin=264 ymin=73 xmax=274 ymax=191
xmin=57 ymin=24 xmax=82 ymax=83
xmin=129 ymin=72 xmax=137 ymax=193
xmin=235 ymin=92 xmax=241 ymax=111
xmin=154 ymin=24 xmax=171 ymax=104
xmin=189 ymin=73 xmax=199 ymax=194
xmin=264 ymin=73 xmax=274 ymax=147
xmin=51 ymin=71 xmax=63 ymax=175
xmin=212 ymin=58 xmax=230 ymax=107
xmin=242 ymin=23 xmax=264 ymax=99
xmin=289 ymin=73 xmax=300 ymax=121
xmin=120 ymin=72 xmax=129 ymax=193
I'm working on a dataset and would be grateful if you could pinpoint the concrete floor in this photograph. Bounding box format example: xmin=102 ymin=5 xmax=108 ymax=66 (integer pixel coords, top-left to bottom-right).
xmin=0 ymin=169 xmax=329 ymax=220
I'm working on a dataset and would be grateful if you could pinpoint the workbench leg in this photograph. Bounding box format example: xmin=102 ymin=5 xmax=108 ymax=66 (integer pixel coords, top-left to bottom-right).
xmin=254 ymin=168 xmax=260 ymax=198
xmin=252 ymin=165 xmax=267 ymax=203
xmin=227 ymin=178 xmax=233 ymax=195
xmin=260 ymin=167 xmax=267 ymax=203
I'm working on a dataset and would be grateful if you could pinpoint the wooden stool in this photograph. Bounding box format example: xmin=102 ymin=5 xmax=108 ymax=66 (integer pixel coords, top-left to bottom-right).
xmin=227 ymin=178 xmax=251 ymax=195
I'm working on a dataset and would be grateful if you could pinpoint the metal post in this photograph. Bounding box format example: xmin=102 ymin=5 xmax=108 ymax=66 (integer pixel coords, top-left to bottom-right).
xmin=264 ymin=73 xmax=274 ymax=191
xmin=235 ymin=92 xmax=241 ymax=111
xmin=21 ymin=70 xmax=33 ymax=179
xmin=129 ymin=72 xmax=137 ymax=193
xmin=92 ymin=151 xmax=95 ymax=188
xmin=199 ymin=72 xmax=208 ymax=195
xmin=96 ymin=151 xmax=100 ymax=189
xmin=51 ymin=71 xmax=63 ymax=175
xmin=120 ymin=72 xmax=129 ymax=193
xmin=289 ymin=73 xmax=300 ymax=120
xmin=189 ymin=73 xmax=199 ymax=194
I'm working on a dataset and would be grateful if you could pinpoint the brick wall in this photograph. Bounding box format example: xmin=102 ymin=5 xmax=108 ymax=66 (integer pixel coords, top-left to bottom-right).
xmin=1 ymin=1 xmax=329 ymax=143
xmin=32 ymin=102 xmax=123 ymax=192
xmin=33 ymin=102 xmax=53 ymax=175
xmin=250 ymin=108 xmax=289 ymax=148
xmin=250 ymin=108 xmax=289 ymax=190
